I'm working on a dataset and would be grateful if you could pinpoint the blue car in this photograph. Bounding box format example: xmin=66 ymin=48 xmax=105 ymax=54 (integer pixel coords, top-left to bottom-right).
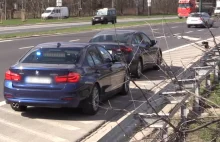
xmin=4 ymin=42 xmax=129 ymax=115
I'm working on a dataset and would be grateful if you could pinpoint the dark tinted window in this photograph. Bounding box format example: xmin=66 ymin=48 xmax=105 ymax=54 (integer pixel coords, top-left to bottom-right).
xmin=132 ymin=34 xmax=142 ymax=44
xmin=86 ymin=47 xmax=103 ymax=66
xmin=97 ymin=46 xmax=112 ymax=61
xmin=141 ymin=33 xmax=151 ymax=45
xmin=21 ymin=48 xmax=81 ymax=64
xmin=90 ymin=33 xmax=132 ymax=43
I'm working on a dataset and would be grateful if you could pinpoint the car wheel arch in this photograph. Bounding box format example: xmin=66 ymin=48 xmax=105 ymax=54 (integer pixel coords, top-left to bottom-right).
xmin=139 ymin=56 xmax=143 ymax=67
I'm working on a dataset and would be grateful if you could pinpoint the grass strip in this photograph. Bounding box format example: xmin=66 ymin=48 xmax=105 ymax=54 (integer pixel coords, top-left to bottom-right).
xmin=0 ymin=18 xmax=185 ymax=40
xmin=0 ymin=15 xmax=176 ymax=26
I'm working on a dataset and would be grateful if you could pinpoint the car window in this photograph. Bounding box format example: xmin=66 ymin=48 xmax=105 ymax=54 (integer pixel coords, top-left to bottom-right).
xmin=90 ymin=33 xmax=132 ymax=43
xmin=141 ymin=33 xmax=152 ymax=45
xmin=132 ymin=34 xmax=142 ymax=44
xmin=21 ymin=48 xmax=81 ymax=64
xmin=97 ymin=46 xmax=112 ymax=62
xmin=87 ymin=54 xmax=95 ymax=66
xmin=86 ymin=47 xmax=103 ymax=66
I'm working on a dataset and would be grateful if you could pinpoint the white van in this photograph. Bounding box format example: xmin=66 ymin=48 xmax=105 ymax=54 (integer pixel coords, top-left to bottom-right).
xmin=214 ymin=7 xmax=220 ymax=15
xmin=41 ymin=7 xmax=69 ymax=19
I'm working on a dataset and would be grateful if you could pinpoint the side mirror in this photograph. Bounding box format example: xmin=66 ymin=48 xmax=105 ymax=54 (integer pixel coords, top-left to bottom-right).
xmin=151 ymin=40 xmax=157 ymax=46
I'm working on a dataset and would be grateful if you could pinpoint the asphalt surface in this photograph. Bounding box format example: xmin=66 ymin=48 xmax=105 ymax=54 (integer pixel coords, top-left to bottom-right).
xmin=0 ymin=16 xmax=177 ymax=35
xmin=0 ymin=21 xmax=220 ymax=141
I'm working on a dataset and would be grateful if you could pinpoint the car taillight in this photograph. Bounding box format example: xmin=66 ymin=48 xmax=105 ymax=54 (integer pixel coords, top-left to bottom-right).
xmin=5 ymin=70 xmax=21 ymax=81
xmin=120 ymin=46 xmax=133 ymax=52
xmin=55 ymin=72 xmax=80 ymax=83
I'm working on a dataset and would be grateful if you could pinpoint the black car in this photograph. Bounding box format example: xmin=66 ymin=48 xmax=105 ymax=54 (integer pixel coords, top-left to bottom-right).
xmin=89 ymin=30 xmax=162 ymax=78
xmin=4 ymin=42 xmax=129 ymax=115
xmin=92 ymin=8 xmax=117 ymax=25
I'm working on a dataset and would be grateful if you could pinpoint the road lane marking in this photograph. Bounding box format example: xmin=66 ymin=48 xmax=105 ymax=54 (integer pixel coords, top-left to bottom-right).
xmin=0 ymin=101 xmax=6 ymax=106
xmin=185 ymin=31 xmax=193 ymax=33
xmin=156 ymin=36 xmax=165 ymax=39
xmin=69 ymin=39 xmax=80 ymax=42
xmin=177 ymin=35 xmax=200 ymax=41
xmin=173 ymin=33 xmax=181 ymax=36
xmin=0 ymin=133 xmax=21 ymax=142
xmin=0 ymin=107 xmax=81 ymax=131
xmin=0 ymin=118 xmax=68 ymax=142
xmin=163 ymin=36 xmax=220 ymax=54
xmin=19 ymin=46 xmax=34 ymax=49
xmin=198 ymin=29 xmax=205 ymax=31
xmin=171 ymin=26 xmax=178 ymax=28
xmin=0 ymin=39 xmax=13 ymax=43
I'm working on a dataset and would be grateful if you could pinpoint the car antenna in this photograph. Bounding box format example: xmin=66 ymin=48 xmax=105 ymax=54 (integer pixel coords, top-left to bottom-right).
xmin=57 ymin=42 xmax=61 ymax=48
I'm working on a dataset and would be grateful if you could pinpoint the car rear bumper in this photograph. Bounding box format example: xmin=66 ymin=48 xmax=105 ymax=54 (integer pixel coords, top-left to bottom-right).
xmin=5 ymin=98 xmax=80 ymax=108
xmin=4 ymin=81 xmax=90 ymax=108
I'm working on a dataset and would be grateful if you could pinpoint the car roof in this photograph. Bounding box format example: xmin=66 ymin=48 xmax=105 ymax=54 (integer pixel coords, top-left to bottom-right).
xmin=34 ymin=42 xmax=90 ymax=49
xmin=96 ymin=30 xmax=137 ymax=36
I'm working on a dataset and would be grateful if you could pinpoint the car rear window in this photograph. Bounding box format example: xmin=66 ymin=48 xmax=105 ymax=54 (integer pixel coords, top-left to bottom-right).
xmin=90 ymin=33 xmax=132 ymax=43
xmin=189 ymin=13 xmax=202 ymax=17
xmin=20 ymin=48 xmax=82 ymax=64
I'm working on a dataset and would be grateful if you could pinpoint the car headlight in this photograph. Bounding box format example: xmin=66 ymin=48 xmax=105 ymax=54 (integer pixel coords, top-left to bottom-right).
xmin=101 ymin=17 xmax=104 ymax=19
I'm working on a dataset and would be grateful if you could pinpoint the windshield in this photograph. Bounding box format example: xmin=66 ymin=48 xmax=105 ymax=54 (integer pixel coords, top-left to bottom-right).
xmin=44 ymin=10 xmax=52 ymax=13
xmin=90 ymin=33 xmax=132 ymax=43
xmin=20 ymin=48 xmax=82 ymax=64
xmin=178 ymin=3 xmax=191 ymax=8
xmin=96 ymin=10 xmax=107 ymax=16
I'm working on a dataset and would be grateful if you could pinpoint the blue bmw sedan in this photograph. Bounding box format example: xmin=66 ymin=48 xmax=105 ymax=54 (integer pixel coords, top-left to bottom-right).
xmin=4 ymin=42 xmax=129 ymax=115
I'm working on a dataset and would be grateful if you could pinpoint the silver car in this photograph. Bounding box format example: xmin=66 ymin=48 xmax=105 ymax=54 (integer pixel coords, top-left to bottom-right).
xmin=186 ymin=12 xmax=214 ymax=28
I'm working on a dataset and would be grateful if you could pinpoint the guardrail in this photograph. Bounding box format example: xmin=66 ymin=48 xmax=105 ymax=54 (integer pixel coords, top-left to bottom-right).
xmin=136 ymin=42 xmax=220 ymax=142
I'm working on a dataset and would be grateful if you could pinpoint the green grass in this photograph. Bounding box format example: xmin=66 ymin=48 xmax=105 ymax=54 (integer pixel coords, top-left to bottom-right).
xmin=0 ymin=18 xmax=184 ymax=40
xmin=0 ymin=15 xmax=176 ymax=26
xmin=188 ymin=120 xmax=220 ymax=142
xmin=207 ymin=84 xmax=220 ymax=106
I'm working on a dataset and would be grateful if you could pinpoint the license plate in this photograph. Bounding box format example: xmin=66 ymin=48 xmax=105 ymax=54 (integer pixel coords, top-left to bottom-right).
xmin=25 ymin=77 xmax=52 ymax=84
xmin=95 ymin=19 xmax=99 ymax=21
xmin=108 ymin=50 xmax=112 ymax=54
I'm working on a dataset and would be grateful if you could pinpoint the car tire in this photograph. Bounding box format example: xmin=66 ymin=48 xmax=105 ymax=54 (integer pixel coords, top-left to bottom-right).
xmin=153 ymin=52 xmax=162 ymax=70
xmin=134 ymin=60 xmax=143 ymax=79
xmin=81 ymin=84 xmax=100 ymax=115
xmin=92 ymin=22 xmax=95 ymax=25
xmin=115 ymin=19 xmax=117 ymax=23
xmin=112 ymin=20 xmax=115 ymax=24
xmin=10 ymin=103 xmax=27 ymax=111
xmin=187 ymin=25 xmax=190 ymax=28
xmin=120 ymin=74 xmax=130 ymax=95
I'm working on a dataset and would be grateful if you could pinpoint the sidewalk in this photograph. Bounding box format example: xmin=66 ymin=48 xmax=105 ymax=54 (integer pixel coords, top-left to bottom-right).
xmin=82 ymin=36 xmax=220 ymax=142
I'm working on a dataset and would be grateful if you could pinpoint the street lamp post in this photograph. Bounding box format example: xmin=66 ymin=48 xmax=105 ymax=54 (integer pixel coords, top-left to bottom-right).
xmin=4 ymin=0 xmax=6 ymax=20
xmin=199 ymin=0 xmax=202 ymax=12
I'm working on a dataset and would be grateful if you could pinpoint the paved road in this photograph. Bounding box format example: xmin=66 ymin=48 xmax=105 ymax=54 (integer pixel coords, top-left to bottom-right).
xmin=0 ymin=22 xmax=219 ymax=142
xmin=0 ymin=16 xmax=177 ymax=35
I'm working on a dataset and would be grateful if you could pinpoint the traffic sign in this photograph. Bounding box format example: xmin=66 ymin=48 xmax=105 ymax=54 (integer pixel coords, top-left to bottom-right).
xmin=56 ymin=0 xmax=62 ymax=6
xmin=148 ymin=0 xmax=151 ymax=7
